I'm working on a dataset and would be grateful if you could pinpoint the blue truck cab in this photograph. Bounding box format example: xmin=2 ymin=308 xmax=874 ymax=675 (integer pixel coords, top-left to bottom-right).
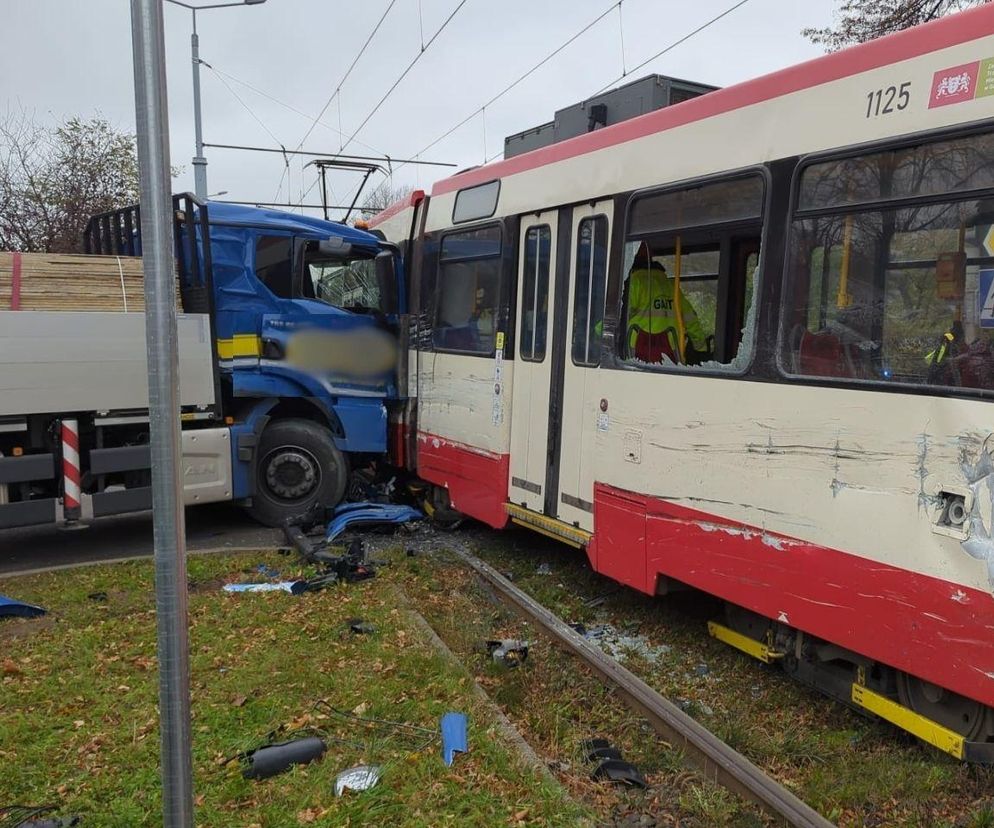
xmin=86 ymin=194 xmax=408 ymax=525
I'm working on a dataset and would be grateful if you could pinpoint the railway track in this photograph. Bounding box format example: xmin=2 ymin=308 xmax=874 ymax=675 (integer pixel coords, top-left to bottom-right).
xmin=454 ymin=547 xmax=835 ymax=828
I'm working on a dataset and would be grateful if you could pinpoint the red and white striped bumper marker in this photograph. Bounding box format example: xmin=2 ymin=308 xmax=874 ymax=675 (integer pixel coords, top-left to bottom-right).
xmin=61 ymin=418 xmax=81 ymax=522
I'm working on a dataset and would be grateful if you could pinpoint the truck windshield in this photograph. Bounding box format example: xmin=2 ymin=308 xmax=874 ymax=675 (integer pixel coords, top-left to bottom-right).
xmin=304 ymin=251 xmax=379 ymax=311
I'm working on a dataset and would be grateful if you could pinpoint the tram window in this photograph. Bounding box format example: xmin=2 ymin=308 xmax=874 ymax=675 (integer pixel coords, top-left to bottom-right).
xmin=784 ymin=131 xmax=994 ymax=391
xmin=453 ymin=180 xmax=500 ymax=223
xmin=255 ymin=235 xmax=293 ymax=299
xmin=798 ymin=132 xmax=994 ymax=212
xmin=620 ymin=174 xmax=764 ymax=370
xmin=520 ymin=225 xmax=551 ymax=362
xmin=571 ymin=215 xmax=609 ymax=367
xmin=434 ymin=225 xmax=503 ymax=355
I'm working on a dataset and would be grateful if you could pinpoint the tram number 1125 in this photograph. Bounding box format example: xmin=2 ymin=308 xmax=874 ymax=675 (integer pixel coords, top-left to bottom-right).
xmin=866 ymin=82 xmax=912 ymax=118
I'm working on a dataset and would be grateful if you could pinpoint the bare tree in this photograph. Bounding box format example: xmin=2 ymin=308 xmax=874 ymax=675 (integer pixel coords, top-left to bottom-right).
xmin=359 ymin=181 xmax=415 ymax=221
xmin=0 ymin=109 xmax=140 ymax=253
xmin=805 ymin=0 xmax=989 ymax=50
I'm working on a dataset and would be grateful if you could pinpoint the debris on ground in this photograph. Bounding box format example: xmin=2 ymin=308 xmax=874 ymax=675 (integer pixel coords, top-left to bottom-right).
xmin=222 ymin=581 xmax=300 ymax=594
xmin=0 ymin=595 xmax=46 ymax=619
xmin=346 ymin=618 xmax=376 ymax=635
xmin=535 ymin=563 xmax=552 ymax=576
xmin=484 ymin=639 xmax=529 ymax=668
xmin=441 ymin=712 xmax=468 ymax=766
xmin=581 ymin=738 xmax=622 ymax=762
xmin=334 ymin=764 xmax=382 ymax=796
xmin=572 ymin=622 xmax=670 ymax=664
xmin=0 ymin=805 xmax=80 ymax=827
xmin=591 ymin=758 xmax=647 ymax=789
xmin=86 ymin=591 xmax=108 ymax=602
xmin=325 ymin=503 xmax=423 ymax=544
xmin=241 ymin=736 xmax=327 ymax=780
xmin=581 ymin=739 xmax=648 ymax=789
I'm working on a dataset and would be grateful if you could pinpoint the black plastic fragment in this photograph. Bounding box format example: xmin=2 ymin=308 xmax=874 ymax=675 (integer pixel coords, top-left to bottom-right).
xmin=242 ymin=736 xmax=327 ymax=779
xmin=347 ymin=618 xmax=376 ymax=635
xmin=580 ymin=737 xmax=612 ymax=752
xmin=591 ymin=758 xmax=647 ymax=788
xmin=586 ymin=746 xmax=623 ymax=762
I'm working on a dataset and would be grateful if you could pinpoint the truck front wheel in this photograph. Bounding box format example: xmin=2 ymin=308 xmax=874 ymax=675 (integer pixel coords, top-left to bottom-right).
xmin=247 ymin=419 xmax=348 ymax=527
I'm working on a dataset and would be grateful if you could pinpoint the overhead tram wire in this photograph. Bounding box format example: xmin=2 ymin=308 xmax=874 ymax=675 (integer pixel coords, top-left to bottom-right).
xmin=202 ymin=142 xmax=455 ymax=168
xmin=293 ymin=0 xmax=400 ymax=155
xmin=337 ymin=0 xmax=471 ymax=154
xmin=200 ymin=58 xmax=294 ymax=202
xmin=398 ymin=0 xmax=623 ymax=173
xmin=466 ymin=0 xmax=754 ymax=169
xmin=299 ymin=0 xmax=471 ymax=207
xmin=590 ymin=0 xmax=753 ymax=96
xmin=204 ymin=63 xmax=387 ymax=157
xmin=200 ymin=60 xmax=389 ymax=206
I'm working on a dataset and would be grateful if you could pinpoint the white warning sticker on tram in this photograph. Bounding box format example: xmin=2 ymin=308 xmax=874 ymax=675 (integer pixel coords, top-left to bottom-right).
xmin=979 ymin=269 xmax=994 ymax=328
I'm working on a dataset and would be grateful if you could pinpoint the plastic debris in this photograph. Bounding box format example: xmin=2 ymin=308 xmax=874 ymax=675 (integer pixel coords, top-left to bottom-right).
xmin=223 ymin=582 xmax=298 ymax=594
xmin=325 ymin=502 xmax=423 ymax=544
xmin=535 ymin=562 xmax=552 ymax=576
xmin=334 ymin=764 xmax=382 ymax=796
xmin=86 ymin=591 xmax=108 ymax=602
xmin=347 ymin=618 xmax=376 ymax=635
xmin=581 ymin=739 xmax=647 ymax=789
xmin=241 ymin=736 xmax=327 ymax=779
xmin=0 ymin=595 xmax=46 ymax=619
xmin=440 ymin=712 xmax=468 ymax=766
xmin=591 ymin=758 xmax=647 ymax=788
xmin=256 ymin=564 xmax=282 ymax=579
xmin=0 ymin=806 xmax=80 ymax=827
xmin=486 ymin=639 xmax=529 ymax=668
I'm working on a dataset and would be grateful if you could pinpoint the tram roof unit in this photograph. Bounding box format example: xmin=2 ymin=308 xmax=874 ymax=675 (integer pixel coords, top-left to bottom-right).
xmin=419 ymin=4 xmax=994 ymax=231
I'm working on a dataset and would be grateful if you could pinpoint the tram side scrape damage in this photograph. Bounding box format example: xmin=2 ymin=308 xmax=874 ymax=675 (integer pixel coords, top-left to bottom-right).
xmin=958 ymin=435 xmax=994 ymax=586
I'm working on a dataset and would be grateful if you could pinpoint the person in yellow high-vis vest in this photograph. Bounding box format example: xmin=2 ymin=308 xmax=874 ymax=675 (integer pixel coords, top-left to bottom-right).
xmin=626 ymin=247 xmax=705 ymax=364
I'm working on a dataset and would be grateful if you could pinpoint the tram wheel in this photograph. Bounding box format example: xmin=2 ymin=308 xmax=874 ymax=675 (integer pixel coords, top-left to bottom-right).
xmin=896 ymin=672 xmax=989 ymax=740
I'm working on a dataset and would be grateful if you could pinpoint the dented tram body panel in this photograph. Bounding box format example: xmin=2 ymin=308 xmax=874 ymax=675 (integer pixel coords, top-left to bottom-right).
xmin=372 ymin=7 xmax=994 ymax=755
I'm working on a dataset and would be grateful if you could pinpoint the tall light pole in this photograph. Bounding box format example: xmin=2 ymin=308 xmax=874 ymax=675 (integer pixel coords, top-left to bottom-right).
xmin=165 ymin=0 xmax=267 ymax=199
xmin=130 ymin=0 xmax=193 ymax=824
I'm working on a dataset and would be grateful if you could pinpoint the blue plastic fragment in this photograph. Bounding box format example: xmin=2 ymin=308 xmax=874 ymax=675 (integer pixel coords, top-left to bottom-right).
xmin=0 ymin=594 xmax=46 ymax=619
xmin=325 ymin=502 xmax=423 ymax=543
xmin=440 ymin=712 xmax=468 ymax=766
xmin=223 ymin=582 xmax=299 ymax=594
xmin=256 ymin=564 xmax=282 ymax=579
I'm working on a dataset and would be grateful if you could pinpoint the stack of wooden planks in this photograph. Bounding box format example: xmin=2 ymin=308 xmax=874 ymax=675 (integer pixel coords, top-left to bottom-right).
xmin=0 ymin=251 xmax=181 ymax=312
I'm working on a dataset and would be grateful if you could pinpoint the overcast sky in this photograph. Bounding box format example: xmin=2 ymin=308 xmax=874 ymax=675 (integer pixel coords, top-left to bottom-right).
xmin=2 ymin=0 xmax=838 ymax=219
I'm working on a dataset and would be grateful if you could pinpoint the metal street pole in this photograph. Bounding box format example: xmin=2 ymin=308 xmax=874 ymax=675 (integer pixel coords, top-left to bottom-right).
xmin=190 ymin=10 xmax=208 ymax=199
xmin=129 ymin=1 xmax=194 ymax=825
xmin=165 ymin=0 xmax=267 ymax=200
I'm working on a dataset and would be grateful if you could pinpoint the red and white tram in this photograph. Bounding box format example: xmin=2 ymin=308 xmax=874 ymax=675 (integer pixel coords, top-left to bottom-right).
xmin=374 ymin=5 xmax=994 ymax=759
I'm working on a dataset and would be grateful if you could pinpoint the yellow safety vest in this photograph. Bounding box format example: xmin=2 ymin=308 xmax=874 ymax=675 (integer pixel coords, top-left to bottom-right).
xmin=627 ymin=267 xmax=704 ymax=351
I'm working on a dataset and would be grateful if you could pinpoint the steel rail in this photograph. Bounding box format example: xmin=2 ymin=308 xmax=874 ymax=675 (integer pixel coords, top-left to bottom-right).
xmin=455 ymin=548 xmax=835 ymax=828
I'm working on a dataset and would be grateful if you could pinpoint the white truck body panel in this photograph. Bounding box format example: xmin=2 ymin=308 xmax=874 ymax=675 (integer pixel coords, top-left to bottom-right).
xmin=0 ymin=311 xmax=215 ymax=417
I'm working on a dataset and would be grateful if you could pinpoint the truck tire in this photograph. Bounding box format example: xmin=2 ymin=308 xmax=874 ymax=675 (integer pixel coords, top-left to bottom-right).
xmin=248 ymin=419 xmax=348 ymax=527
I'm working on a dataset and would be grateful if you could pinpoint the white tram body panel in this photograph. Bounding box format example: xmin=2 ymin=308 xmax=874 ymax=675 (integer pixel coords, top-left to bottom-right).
xmin=377 ymin=6 xmax=994 ymax=727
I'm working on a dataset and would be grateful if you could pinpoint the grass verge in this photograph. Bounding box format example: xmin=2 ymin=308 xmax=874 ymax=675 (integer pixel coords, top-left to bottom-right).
xmin=1 ymin=550 xmax=590 ymax=827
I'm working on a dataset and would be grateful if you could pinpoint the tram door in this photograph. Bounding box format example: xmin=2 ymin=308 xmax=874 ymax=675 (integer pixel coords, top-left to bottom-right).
xmin=508 ymin=211 xmax=561 ymax=513
xmin=556 ymin=203 xmax=612 ymax=532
